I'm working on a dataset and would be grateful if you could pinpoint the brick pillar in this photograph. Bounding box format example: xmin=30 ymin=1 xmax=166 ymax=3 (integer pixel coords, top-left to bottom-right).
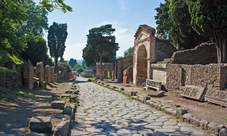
xmin=23 ymin=63 xmax=34 ymax=90
xmin=50 ymin=66 xmax=55 ymax=83
xmin=36 ymin=62 xmax=44 ymax=88
xmin=45 ymin=65 xmax=50 ymax=84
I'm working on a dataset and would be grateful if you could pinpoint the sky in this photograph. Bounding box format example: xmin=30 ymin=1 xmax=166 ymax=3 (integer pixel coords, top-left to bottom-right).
xmin=41 ymin=0 xmax=165 ymax=61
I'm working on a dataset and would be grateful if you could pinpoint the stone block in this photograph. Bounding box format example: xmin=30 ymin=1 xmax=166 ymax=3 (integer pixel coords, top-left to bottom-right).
xmin=51 ymin=100 xmax=66 ymax=109
xmin=182 ymin=113 xmax=192 ymax=123
xmin=130 ymin=91 xmax=137 ymax=96
xmin=200 ymin=120 xmax=209 ymax=130
xmin=52 ymin=120 xmax=70 ymax=136
xmin=207 ymin=122 xmax=219 ymax=135
xmin=148 ymin=90 xmax=165 ymax=97
xmin=29 ymin=116 xmax=51 ymax=133
xmin=176 ymin=108 xmax=188 ymax=118
xmin=189 ymin=117 xmax=200 ymax=127
xmin=205 ymin=87 xmax=227 ymax=107
xmin=219 ymin=128 xmax=227 ymax=136
xmin=180 ymin=85 xmax=206 ymax=101
xmin=125 ymin=84 xmax=131 ymax=87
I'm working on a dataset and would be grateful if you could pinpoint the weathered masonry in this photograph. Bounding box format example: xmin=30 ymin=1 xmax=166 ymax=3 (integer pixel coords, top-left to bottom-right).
xmin=133 ymin=24 xmax=176 ymax=86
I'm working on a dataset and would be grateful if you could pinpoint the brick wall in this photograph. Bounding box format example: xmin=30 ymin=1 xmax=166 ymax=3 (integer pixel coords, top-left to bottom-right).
xmin=115 ymin=56 xmax=133 ymax=82
xmin=170 ymin=43 xmax=217 ymax=64
xmin=166 ymin=64 xmax=227 ymax=91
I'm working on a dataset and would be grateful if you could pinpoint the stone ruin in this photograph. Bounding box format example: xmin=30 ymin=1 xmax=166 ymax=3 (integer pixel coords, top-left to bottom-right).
xmin=96 ymin=62 xmax=113 ymax=79
xmin=0 ymin=61 xmax=68 ymax=90
xmin=114 ymin=24 xmax=227 ymax=107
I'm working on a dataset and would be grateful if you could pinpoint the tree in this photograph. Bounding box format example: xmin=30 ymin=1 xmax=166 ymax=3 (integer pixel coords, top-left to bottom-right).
xmin=58 ymin=61 xmax=71 ymax=74
xmin=155 ymin=1 xmax=172 ymax=39
xmin=187 ymin=0 xmax=227 ymax=63
xmin=168 ymin=0 xmax=208 ymax=49
xmin=48 ymin=22 xmax=68 ymax=73
xmin=20 ymin=35 xmax=49 ymax=66
xmin=73 ymin=63 xmax=84 ymax=73
xmin=36 ymin=0 xmax=72 ymax=13
xmin=83 ymin=24 xmax=119 ymax=80
xmin=0 ymin=0 xmax=28 ymax=54
xmin=124 ymin=47 xmax=134 ymax=57
xmin=82 ymin=60 xmax=87 ymax=69
xmin=155 ymin=0 xmax=208 ymax=50
xmin=68 ymin=58 xmax=77 ymax=68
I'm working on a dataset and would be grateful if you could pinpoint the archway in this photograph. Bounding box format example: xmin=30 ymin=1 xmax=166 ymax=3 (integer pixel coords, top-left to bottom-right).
xmin=136 ymin=45 xmax=147 ymax=85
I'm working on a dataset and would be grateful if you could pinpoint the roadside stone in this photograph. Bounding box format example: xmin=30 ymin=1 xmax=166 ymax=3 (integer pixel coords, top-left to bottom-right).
xmin=29 ymin=116 xmax=51 ymax=133
xmin=52 ymin=120 xmax=70 ymax=136
xmin=182 ymin=113 xmax=192 ymax=123
xmin=51 ymin=100 xmax=66 ymax=109
xmin=176 ymin=108 xmax=188 ymax=118
xmin=219 ymin=128 xmax=227 ymax=136
xmin=200 ymin=120 xmax=209 ymax=130
xmin=189 ymin=116 xmax=200 ymax=127
xmin=207 ymin=122 xmax=219 ymax=135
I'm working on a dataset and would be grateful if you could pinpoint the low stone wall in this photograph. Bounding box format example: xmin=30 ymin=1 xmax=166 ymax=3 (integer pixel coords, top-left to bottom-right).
xmin=170 ymin=43 xmax=217 ymax=64
xmin=166 ymin=63 xmax=227 ymax=91
xmin=0 ymin=72 xmax=22 ymax=88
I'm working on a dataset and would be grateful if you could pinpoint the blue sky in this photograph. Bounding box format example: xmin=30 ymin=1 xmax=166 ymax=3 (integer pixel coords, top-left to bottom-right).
xmin=41 ymin=0 xmax=165 ymax=60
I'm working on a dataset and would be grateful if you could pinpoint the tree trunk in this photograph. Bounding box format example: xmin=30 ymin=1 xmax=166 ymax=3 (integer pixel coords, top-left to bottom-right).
xmin=214 ymin=34 xmax=227 ymax=63
xmin=100 ymin=56 xmax=103 ymax=81
xmin=54 ymin=57 xmax=58 ymax=74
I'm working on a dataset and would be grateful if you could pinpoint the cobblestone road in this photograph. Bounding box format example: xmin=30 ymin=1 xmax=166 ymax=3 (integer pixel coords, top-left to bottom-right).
xmin=70 ymin=82 xmax=207 ymax=136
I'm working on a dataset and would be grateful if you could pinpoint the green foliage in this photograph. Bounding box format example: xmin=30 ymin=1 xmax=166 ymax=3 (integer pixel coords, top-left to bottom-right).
xmin=124 ymin=47 xmax=134 ymax=57
xmin=82 ymin=60 xmax=87 ymax=69
xmin=83 ymin=24 xmax=119 ymax=67
xmin=68 ymin=58 xmax=77 ymax=68
xmin=0 ymin=66 xmax=15 ymax=74
xmin=73 ymin=63 xmax=84 ymax=73
xmin=155 ymin=0 xmax=208 ymax=50
xmin=187 ymin=0 xmax=227 ymax=63
xmin=20 ymin=35 xmax=50 ymax=66
xmin=48 ymin=22 xmax=68 ymax=72
xmin=58 ymin=61 xmax=72 ymax=74
xmin=38 ymin=0 xmax=72 ymax=13
xmin=0 ymin=49 xmax=23 ymax=64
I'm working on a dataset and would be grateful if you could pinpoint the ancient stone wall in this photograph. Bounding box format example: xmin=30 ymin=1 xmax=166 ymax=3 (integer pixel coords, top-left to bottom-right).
xmin=0 ymin=72 xmax=22 ymax=88
xmin=115 ymin=56 xmax=133 ymax=82
xmin=166 ymin=64 xmax=227 ymax=91
xmin=170 ymin=43 xmax=217 ymax=64
xmin=35 ymin=62 xmax=44 ymax=88
xmin=96 ymin=63 xmax=113 ymax=79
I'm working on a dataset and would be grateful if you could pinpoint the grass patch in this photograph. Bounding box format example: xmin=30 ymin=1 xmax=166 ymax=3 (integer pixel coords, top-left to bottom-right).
xmin=0 ymin=49 xmax=23 ymax=64
xmin=24 ymin=126 xmax=30 ymax=133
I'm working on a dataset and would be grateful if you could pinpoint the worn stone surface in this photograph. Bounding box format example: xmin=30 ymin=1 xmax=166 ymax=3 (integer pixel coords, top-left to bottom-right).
xmin=29 ymin=116 xmax=51 ymax=132
xmin=180 ymin=85 xmax=206 ymax=101
xmin=205 ymin=87 xmax=227 ymax=107
xmin=70 ymin=82 xmax=207 ymax=136
xmin=52 ymin=120 xmax=70 ymax=136
xmin=51 ymin=100 xmax=66 ymax=109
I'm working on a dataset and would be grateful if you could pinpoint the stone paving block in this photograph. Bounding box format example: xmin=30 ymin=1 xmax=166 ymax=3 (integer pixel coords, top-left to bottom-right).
xmin=29 ymin=116 xmax=51 ymax=133
xmin=207 ymin=122 xmax=219 ymax=135
xmin=189 ymin=116 xmax=200 ymax=127
xmin=51 ymin=100 xmax=66 ymax=109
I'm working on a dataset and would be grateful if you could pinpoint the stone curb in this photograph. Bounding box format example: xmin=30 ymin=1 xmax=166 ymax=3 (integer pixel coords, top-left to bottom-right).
xmin=94 ymin=80 xmax=227 ymax=136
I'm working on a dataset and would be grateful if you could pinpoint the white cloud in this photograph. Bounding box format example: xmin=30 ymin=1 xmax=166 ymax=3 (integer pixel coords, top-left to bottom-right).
xmin=118 ymin=0 xmax=127 ymax=15
xmin=97 ymin=21 xmax=134 ymax=57
xmin=63 ymin=42 xmax=86 ymax=61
